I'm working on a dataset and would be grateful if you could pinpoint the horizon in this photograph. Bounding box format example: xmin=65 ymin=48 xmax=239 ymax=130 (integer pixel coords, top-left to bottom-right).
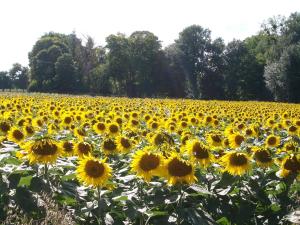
xmin=1 ymin=0 xmax=299 ymax=71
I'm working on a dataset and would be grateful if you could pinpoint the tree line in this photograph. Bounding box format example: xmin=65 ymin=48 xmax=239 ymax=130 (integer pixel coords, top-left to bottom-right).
xmin=1 ymin=12 xmax=300 ymax=102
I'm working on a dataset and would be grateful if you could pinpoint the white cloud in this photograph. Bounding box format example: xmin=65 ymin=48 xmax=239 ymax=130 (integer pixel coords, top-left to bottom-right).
xmin=0 ymin=0 xmax=299 ymax=71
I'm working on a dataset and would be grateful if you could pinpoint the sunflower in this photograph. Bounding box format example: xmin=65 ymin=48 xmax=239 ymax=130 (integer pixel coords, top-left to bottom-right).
xmin=228 ymin=133 xmax=245 ymax=149
xmin=279 ymin=154 xmax=300 ymax=178
xmin=102 ymin=138 xmax=118 ymax=155
xmin=7 ymin=127 xmax=25 ymax=143
xmin=265 ymin=135 xmax=280 ymax=147
xmin=75 ymin=142 xmax=93 ymax=158
xmin=74 ymin=127 xmax=87 ymax=140
xmin=24 ymin=138 xmax=61 ymax=164
xmin=116 ymin=136 xmax=133 ymax=153
xmin=0 ymin=121 xmax=11 ymax=134
xmin=76 ymin=155 xmax=112 ymax=187
xmin=186 ymin=139 xmax=213 ymax=168
xmin=93 ymin=122 xmax=106 ymax=134
xmin=164 ymin=153 xmax=197 ymax=185
xmin=207 ymin=132 xmax=223 ymax=149
xmin=220 ymin=151 xmax=251 ymax=176
xmin=60 ymin=140 xmax=75 ymax=156
xmin=288 ymin=125 xmax=298 ymax=136
xmin=107 ymin=123 xmax=120 ymax=136
xmin=130 ymin=148 xmax=164 ymax=182
xmin=252 ymin=147 xmax=273 ymax=167
xmin=24 ymin=125 xmax=35 ymax=137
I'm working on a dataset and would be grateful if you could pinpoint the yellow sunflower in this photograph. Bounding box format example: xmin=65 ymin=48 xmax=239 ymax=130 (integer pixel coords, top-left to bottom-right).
xmin=24 ymin=138 xmax=62 ymax=164
xmin=265 ymin=135 xmax=280 ymax=147
xmin=75 ymin=141 xmax=93 ymax=158
xmin=102 ymin=138 xmax=118 ymax=155
xmin=279 ymin=154 xmax=300 ymax=178
xmin=60 ymin=140 xmax=75 ymax=156
xmin=130 ymin=148 xmax=164 ymax=182
xmin=107 ymin=123 xmax=120 ymax=137
xmin=252 ymin=147 xmax=273 ymax=168
xmin=186 ymin=139 xmax=213 ymax=168
xmin=93 ymin=122 xmax=106 ymax=134
xmin=7 ymin=127 xmax=25 ymax=143
xmin=228 ymin=133 xmax=245 ymax=149
xmin=76 ymin=155 xmax=112 ymax=187
xmin=0 ymin=121 xmax=11 ymax=134
xmin=164 ymin=153 xmax=197 ymax=185
xmin=207 ymin=132 xmax=223 ymax=149
xmin=220 ymin=151 xmax=251 ymax=176
xmin=116 ymin=136 xmax=133 ymax=153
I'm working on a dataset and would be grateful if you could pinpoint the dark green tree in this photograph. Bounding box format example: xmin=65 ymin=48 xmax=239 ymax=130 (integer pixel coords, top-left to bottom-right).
xmin=8 ymin=63 xmax=29 ymax=89
xmin=0 ymin=71 xmax=12 ymax=91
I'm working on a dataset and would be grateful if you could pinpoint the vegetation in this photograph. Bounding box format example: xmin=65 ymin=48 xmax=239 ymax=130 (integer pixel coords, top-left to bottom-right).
xmin=0 ymin=12 xmax=300 ymax=102
xmin=0 ymin=93 xmax=299 ymax=224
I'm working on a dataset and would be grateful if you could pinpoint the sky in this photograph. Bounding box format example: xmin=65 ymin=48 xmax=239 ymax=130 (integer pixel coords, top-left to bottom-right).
xmin=0 ymin=0 xmax=299 ymax=71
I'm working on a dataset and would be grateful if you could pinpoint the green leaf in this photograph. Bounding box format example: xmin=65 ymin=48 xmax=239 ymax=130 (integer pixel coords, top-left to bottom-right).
xmin=112 ymin=195 xmax=128 ymax=201
xmin=217 ymin=217 xmax=231 ymax=225
xmin=18 ymin=175 xmax=33 ymax=187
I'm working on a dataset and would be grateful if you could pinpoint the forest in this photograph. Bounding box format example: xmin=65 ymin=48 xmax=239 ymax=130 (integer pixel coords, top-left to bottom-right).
xmin=1 ymin=12 xmax=300 ymax=102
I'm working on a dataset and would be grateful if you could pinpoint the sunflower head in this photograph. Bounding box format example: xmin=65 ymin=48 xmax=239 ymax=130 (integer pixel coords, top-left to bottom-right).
xmin=75 ymin=142 xmax=93 ymax=158
xmin=25 ymin=138 xmax=61 ymax=164
xmin=221 ymin=151 xmax=251 ymax=176
xmin=265 ymin=135 xmax=280 ymax=147
xmin=0 ymin=121 xmax=11 ymax=134
xmin=7 ymin=127 xmax=25 ymax=143
xmin=280 ymin=155 xmax=300 ymax=178
xmin=165 ymin=153 xmax=197 ymax=185
xmin=61 ymin=140 xmax=75 ymax=156
xmin=102 ymin=138 xmax=118 ymax=155
xmin=77 ymin=156 xmax=112 ymax=187
xmin=228 ymin=133 xmax=245 ymax=149
xmin=117 ymin=136 xmax=133 ymax=153
xmin=252 ymin=147 xmax=273 ymax=167
xmin=186 ymin=140 xmax=212 ymax=168
xmin=130 ymin=148 xmax=164 ymax=182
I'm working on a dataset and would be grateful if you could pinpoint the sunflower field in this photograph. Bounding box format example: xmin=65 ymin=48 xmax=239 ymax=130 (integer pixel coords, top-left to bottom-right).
xmin=0 ymin=93 xmax=299 ymax=225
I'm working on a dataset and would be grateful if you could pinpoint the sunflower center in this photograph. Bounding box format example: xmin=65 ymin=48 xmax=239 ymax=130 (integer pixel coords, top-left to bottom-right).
xmin=103 ymin=139 xmax=117 ymax=151
xmin=32 ymin=140 xmax=58 ymax=156
xmin=234 ymin=135 xmax=244 ymax=146
xmin=283 ymin=157 xmax=300 ymax=172
xmin=151 ymin=122 xmax=158 ymax=129
xmin=168 ymin=158 xmax=192 ymax=177
xmin=192 ymin=143 xmax=209 ymax=159
xmin=131 ymin=120 xmax=138 ymax=126
xmin=229 ymin=153 xmax=248 ymax=166
xmin=267 ymin=137 xmax=277 ymax=146
xmin=254 ymin=150 xmax=272 ymax=163
xmin=63 ymin=142 xmax=74 ymax=152
xmin=78 ymin=143 xmax=91 ymax=155
xmin=0 ymin=122 xmax=10 ymax=132
xmin=139 ymin=154 xmax=160 ymax=171
xmin=97 ymin=123 xmax=105 ymax=130
xmin=286 ymin=144 xmax=295 ymax=151
xmin=26 ymin=126 xmax=34 ymax=134
xmin=13 ymin=130 xmax=24 ymax=140
xmin=121 ymin=138 xmax=131 ymax=148
xmin=289 ymin=126 xmax=297 ymax=132
xmin=109 ymin=124 xmax=119 ymax=133
xmin=85 ymin=160 xmax=105 ymax=178
xmin=64 ymin=117 xmax=72 ymax=124
xmin=211 ymin=135 xmax=222 ymax=143
xmin=245 ymin=129 xmax=252 ymax=135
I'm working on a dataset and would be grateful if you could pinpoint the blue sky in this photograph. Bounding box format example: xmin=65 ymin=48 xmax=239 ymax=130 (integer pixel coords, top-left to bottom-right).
xmin=0 ymin=0 xmax=299 ymax=71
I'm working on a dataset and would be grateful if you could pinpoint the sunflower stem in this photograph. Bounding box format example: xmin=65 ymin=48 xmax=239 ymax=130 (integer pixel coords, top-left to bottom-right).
xmin=97 ymin=186 xmax=103 ymax=224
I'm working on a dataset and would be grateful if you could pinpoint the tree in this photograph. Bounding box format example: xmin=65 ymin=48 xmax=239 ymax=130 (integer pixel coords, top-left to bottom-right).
xmin=0 ymin=71 xmax=12 ymax=91
xmin=54 ymin=53 xmax=79 ymax=93
xmin=8 ymin=63 xmax=29 ymax=89
xmin=224 ymin=40 xmax=267 ymax=100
